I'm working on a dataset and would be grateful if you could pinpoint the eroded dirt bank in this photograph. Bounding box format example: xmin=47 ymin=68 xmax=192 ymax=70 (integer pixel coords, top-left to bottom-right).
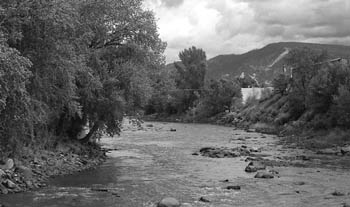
xmin=1 ymin=122 xmax=350 ymax=207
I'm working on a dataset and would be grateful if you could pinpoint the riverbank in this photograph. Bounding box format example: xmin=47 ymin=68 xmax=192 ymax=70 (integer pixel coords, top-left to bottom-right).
xmin=0 ymin=141 xmax=107 ymax=195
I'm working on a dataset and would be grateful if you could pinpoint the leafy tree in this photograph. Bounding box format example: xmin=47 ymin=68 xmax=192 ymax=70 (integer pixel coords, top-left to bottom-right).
xmin=0 ymin=34 xmax=32 ymax=152
xmin=174 ymin=46 xmax=207 ymax=112
xmin=0 ymin=0 xmax=166 ymax=148
xmin=195 ymin=78 xmax=241 ymax=118
xmin=284 ymin=47 xmax=328 ymax=119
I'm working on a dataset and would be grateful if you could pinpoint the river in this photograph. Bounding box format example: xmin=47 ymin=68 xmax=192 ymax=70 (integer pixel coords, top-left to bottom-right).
xmin=1 ymin=122 xmax=350 ymax=206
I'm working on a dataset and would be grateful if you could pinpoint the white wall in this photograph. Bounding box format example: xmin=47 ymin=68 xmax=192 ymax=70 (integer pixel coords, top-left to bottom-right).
xmin=241 ymin=87 xmax=273 ymax=104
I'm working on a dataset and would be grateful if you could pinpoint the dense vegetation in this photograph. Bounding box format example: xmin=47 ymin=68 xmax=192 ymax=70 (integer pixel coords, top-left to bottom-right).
xmin=145 ymin=46 xmax=242 ymax=121
xmin=0 ymin=0 xmax=166 ymax=156
xmin=229 ymin=47 xmax=350 ymax=146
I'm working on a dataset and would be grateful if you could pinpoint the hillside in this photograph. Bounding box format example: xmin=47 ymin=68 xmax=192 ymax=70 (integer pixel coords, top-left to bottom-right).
xmin=206 ymin=42 xmax=350 ymax=84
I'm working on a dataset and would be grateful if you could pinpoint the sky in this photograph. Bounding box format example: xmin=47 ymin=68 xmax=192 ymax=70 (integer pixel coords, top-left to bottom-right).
xmin=143 ymin=0 xmax=350 ymax=63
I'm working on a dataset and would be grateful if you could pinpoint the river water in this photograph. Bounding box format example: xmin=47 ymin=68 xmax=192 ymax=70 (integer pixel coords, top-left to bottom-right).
xmin=1 ymin=122 xmax=350 ymax=206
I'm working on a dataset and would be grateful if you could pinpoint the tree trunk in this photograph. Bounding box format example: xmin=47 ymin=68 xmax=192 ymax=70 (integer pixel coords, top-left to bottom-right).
xmin=80 ymin=121 xmax=100 ymax=143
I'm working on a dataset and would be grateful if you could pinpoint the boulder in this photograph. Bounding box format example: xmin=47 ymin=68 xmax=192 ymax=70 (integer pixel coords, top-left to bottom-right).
xmin=157 ymin=197 xmax=181 ymax=207
xmin=245 ymin=165 xmax=257 ymax=173
xmin=3 ymin=179 xmax=17 ymax=189
xmin=25 ymin=180 xmax=34 ymax=189
xmin=0 ymin=169 xmax=5 ymax=178
xmin=16 ymin=166 xmax=33 ymax=180
xmin=245 ymin=161 xmax=266 ymax=173
xmin=0 ymin=159 xmax=14 ymax=170
xmin=254 ymin=172 xmax=274 ymax=179
xmin=341 ymin=146 xmax=350 ymax=155
xmin=0 ymin=183 xmax=8 ymax=194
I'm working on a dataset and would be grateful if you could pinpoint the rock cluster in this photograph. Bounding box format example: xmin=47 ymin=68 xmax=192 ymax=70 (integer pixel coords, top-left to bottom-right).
xmin=195 ymin=146 xmax=260 ymax=158
xmin=0 ymin=145 xmax=106 ymax=195
xmin=316 ymin=145 xmax=350 ymax=156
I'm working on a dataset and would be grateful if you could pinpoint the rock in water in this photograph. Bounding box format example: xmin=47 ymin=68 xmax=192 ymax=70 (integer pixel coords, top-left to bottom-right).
xmin=245 ymin=165 xmax=257 ymax=173
xmin=254 ymin=172 xmax=274 ymax=179
xmin=157 ymin=197 xmax=181 ymax=207
xmin=341 ymin=146 xmax=350 ymax=155
xmin=199 ymin=197 xmax=210 ymax=202
xmin=245 ymin=161 xmax=266 ymax=172
xmin=332 ymin=190 xmax=345 ymax=196
xmin=226 ymin=185 xmax=241 ymax=190
xmin=343 ymin=203 xmax=350 ymax=207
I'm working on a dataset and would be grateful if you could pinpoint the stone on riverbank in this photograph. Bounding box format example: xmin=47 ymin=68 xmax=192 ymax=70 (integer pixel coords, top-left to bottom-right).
xmin=3 ymin=179 xmax=17 ymax=189
xmin=0 ymin=183 xmax=8 ymax=194
xmin=157 ymin=197 xmax=181 ymax=207
xmin=0 ymin=159 xmax=14 ymax=170
xmin=0 ymin=169 xmax=5 ymax=178
xmin=16 ymin=166 xmax=32 ymax=180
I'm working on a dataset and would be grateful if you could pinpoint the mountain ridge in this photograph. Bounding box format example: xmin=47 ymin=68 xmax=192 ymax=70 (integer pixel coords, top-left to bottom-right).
xmin=206 ymin=42 xmax=350 ymax=83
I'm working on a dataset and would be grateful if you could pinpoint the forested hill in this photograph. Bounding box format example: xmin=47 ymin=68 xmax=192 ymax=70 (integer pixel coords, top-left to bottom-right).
xmin=189 ymin=42 xmax=350 ymax=84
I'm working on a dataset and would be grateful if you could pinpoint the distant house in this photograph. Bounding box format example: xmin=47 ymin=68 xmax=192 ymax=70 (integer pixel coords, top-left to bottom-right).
xmin=241 ymin=87 xmax=273 ymax=104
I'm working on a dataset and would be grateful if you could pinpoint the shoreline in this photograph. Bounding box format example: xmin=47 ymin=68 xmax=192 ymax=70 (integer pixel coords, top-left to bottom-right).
xmin=0 ymin=141 xmax=107 ymax=195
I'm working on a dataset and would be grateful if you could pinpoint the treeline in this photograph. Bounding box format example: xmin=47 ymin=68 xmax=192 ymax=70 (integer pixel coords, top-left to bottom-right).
xmin=0 ymin=0 xmax=166 ymax=154
xmin=145 ymin=46 xmax=242 ymax=121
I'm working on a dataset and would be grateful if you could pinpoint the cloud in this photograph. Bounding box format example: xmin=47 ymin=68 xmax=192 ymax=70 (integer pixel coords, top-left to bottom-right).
xmin=161 ymin=0 xmax=184 ymax=8
xmin=144 ymin=0 xmax=350 ymax=63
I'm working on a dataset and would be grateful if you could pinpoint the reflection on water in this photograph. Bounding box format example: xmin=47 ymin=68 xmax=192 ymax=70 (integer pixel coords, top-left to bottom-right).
xmin=1 ymin=122 xmax=350 ymax=207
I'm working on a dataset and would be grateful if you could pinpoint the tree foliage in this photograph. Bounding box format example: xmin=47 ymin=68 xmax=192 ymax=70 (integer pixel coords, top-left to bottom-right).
xmin=0 ymin=0 xmax=166 ymax=149
xmin=194 ymin=78 xmax=241 ymax=118
xmin=173 ymin=46 xmax=207 ymax=112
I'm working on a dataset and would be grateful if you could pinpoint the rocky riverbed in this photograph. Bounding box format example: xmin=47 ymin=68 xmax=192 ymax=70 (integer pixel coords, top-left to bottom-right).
xmin=0 ymin=141 xmax=106 ymax=197
xmin=1 ymin=122 xmax=350 ymax=207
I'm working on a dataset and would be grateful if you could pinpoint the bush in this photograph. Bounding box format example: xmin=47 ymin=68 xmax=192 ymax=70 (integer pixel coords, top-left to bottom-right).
xmin=332 ymin=84 xmax=350 ymax=128
xmin=272 ymin=74 xmax=289 ymax=95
